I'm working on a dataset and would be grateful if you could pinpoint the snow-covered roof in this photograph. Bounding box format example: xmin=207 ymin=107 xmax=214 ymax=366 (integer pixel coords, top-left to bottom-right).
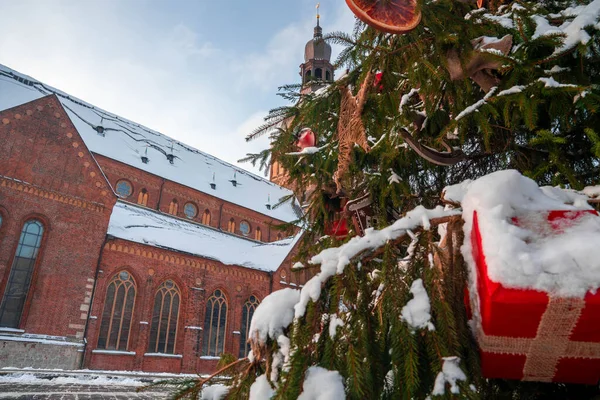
xmin=0 ymin=63 xmax=301 ymax=223
xmin=107 ymin=201 xmax=299 ymax=272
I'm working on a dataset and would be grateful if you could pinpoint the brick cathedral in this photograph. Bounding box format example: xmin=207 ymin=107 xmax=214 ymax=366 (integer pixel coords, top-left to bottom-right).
xmin=0 ymin=20 xmax=333 ymax=374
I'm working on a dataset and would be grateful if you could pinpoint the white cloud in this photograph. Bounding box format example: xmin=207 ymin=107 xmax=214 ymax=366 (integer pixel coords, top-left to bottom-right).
xmin=0 ymin=0 xmax=355 ymax=176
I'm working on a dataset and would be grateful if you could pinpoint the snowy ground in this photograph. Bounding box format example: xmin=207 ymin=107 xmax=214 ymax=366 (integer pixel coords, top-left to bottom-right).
xmin=0 ymin=368 xmax=203 ymax=399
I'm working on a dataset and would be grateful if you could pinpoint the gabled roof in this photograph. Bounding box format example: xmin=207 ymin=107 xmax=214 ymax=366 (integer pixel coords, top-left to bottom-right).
xmin=108 ymin=201 xmax=299 ymax=272
xmin=0 ymin=63 xmax=301 ymax=223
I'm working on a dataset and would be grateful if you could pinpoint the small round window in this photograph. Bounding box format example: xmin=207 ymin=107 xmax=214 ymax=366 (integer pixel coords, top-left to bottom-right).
xmin=119 ymin=271 xmax=130 ymax=280
xmin=184 ymin=202 xmax=198 ymax=219
xmin=240 ymin=220 xmax=251 ymax=236
xmin=115 ymin=180 xmax=133 ymax=198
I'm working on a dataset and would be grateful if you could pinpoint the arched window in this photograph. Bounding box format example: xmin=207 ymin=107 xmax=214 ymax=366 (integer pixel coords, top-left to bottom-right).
xmin=227 ymin=218 xmax=235 ymax=233
xmin=148 ymin=280 xmax=180 ymax=354
xmin=98 ymin=271 xmax=136 ymax=351
xmin=168 ymin=199 xmax=178 ymax=215
xmin=0 ymin=220 xmax=44 ymax=328
xmin=315 ymin=68 xmax=323 ymax=80
xmin=184 ymin=202 xmax=198 ymax=219
xmin=276 ymin=232 xmax=283 ymax=241
xmin=202 ymin=289 xmax=227 ymax=356
xmin=304 ymin=70 xmax=311 ymax=83
xmin=326 ymin=70 xmax=331 ymax=81
xmin=255 ymin=227 xmax=262 ymax=241
xmin=202 ymin=209 xmax=211 ymax=225
xmin=239 ymin=296 xmax=260 ymax=358
xmin=137 ymin=189 xmax=148 ymax=206
xmin=116 ymin=180 xmax=133 ymax=198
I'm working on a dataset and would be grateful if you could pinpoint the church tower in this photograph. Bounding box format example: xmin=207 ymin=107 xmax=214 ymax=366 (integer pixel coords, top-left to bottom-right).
xmin=299 ymin=9 xmax=334 ymax=95
xmin=271 ymin=7 xmax=334 ymax=188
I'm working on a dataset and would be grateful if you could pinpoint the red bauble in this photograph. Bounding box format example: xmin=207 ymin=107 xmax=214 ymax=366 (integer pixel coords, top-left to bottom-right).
xmin=297 ymin=128 xmax=317 ymax=150
xmin=374 ymin=71 xmax=384 ymax=92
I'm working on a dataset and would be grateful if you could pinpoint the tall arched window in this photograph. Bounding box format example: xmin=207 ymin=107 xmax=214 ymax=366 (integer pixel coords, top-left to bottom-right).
xmin=227 ymin=218 xmax=235 ymax=233
xmin=98 ymin=271 xmax=136 ymax=351
xmin=202 ymin=289 xmax=227 ymax=356
xmin=137 ymin=189 xmax=149 ymax=206
xmin=276 ymin=232 xmax=283 ymax=241
xmin=239 ymin=296 xmax=260 ymax=358
xmin=315 ymin=68 xmax=323 ymax=79
xmin=326 ymin=70 xmax=331 ymax=81
xmin=0 ymin=220 xmax=44 ymax=328
xmin=168 ymin=199 xmax=178 ymax=215
xmin=202 ymin=210 xmax=211 ymax=225
xmin=148 ymin=280 xmax=180 ymax=354
xmin=255 ymin=227 xmax=262 ymax=241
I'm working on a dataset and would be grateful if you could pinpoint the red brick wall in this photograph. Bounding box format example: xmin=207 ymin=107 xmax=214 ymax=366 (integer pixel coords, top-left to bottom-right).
xmin=94 ymin=156 xmax=295 ymax=242
xmin=0 ymin=95 xmax=115 ymax=338
xmin=84 ymin=238 xmax=272 ymax=374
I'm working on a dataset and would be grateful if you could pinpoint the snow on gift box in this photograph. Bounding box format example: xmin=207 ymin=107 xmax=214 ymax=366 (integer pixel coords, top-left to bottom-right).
xmin=448 ymin=170 xmax=600 ymax=384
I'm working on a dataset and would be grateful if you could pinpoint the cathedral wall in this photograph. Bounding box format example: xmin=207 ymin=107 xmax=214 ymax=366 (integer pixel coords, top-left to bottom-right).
xmin=84 ymin=238 xmax=272 ymax=374
xmin=0 ymin=96 xmax=115 ymax=369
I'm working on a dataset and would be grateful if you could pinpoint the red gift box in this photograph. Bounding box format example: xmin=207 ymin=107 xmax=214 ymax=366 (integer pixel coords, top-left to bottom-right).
xmin=470 ymin=209 xmax=600 ymax=384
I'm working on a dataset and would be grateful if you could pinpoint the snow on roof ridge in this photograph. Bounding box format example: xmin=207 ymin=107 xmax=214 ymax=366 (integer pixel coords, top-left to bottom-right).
xmin=0 ymin=63 xmax=301 ymax=223
xmin=0 ymin=63 xmax=278 ymax=187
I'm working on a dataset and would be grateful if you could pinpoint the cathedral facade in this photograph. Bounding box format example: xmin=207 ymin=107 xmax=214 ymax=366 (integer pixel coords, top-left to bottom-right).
xmin=0 ymin=65 xmax=305 ymax=374
xmin=0 ymin=19 xmax=332 ymax=375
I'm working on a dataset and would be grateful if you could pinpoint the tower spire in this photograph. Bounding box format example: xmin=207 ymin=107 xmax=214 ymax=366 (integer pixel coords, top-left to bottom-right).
xmin=314 ymin=3 xmax=322 ymax=38
xmin=316 ymin=3 xmax=320 ymax=27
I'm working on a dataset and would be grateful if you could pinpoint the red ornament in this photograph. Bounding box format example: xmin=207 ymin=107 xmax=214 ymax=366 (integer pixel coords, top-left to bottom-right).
xmin=297 ymin=128 xmax=317 ymax=150
xmin=325 ymin=219 xmax=349 ymax=239
xmin=468 ymin=209 xmax=600 ymax=384
xmin=374 ymin=71 xmax=384 ymax=92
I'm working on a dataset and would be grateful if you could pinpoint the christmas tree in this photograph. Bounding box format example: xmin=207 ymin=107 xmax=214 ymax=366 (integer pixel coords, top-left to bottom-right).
xmin=155 ymin=0 xmax=600 ymax=399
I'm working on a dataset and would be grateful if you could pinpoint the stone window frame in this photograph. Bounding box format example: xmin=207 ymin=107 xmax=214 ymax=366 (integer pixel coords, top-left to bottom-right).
xmin=97 ymin=270 xmax=137 ymax=351
xmin=239 ymin=220 xmax=251 ymax=237
xmin=115 ymin=179 xmax=134 ymax=199
xmin=137 ymin=188 xmax=149 ymax=206
xmin=202 ymin=209 xmax=211 ymax=225
xmin=183 ymin=202 xmax=198 ymax=219
xmin=0 ymin=218 xmax=46 ymax=329
xmin=202 ymin=289 xmax=228 ymax=357
xmin=238 ymin=295 xmax=260 ymax=358
xmin=168 ymin=199 xmax=179 ymax=215
xmin=255 ymin=226 xmax=262 ymax=241
xmin=227 ymin=218 xmax=236 ymax=233
xmin=148 ymin=280 xmax=181 ymax=354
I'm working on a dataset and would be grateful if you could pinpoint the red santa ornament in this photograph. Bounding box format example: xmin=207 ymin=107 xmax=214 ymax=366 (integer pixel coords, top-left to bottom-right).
xmin=296 ymin=128 xmax=317 ymax=150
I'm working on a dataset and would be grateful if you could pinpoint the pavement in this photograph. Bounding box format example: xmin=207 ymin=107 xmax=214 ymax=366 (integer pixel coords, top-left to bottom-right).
xmin=0 ymin=382 xmax=174 ymax=399
xmin=0 ymin=369 xmax=202 ymax=400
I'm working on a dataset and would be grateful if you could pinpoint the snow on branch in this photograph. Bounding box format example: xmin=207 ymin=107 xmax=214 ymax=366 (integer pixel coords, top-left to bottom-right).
xmin=297 ymin=366 xmax=345 ymax=400
xmin=249 ymin=288 xmax=300 ymax=345
xmin=431 ymin=357 xmax=467 ymax=396
xmin=294 ymin=206 xmax=461 ymax=318
xmin=455 ymin=87 xmax=497 ymax=121
xmin=286 ymin=144 xmax=330 ymax=156
xmin=401 ymin=279 xmax=435 ymax=332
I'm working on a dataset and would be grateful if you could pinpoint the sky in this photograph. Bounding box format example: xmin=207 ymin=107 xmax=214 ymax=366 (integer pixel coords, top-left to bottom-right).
xmin=0 ymin=0 xmax=356 ymax=177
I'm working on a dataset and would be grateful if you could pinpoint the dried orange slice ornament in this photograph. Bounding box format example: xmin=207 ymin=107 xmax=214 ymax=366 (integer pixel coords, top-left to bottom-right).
xmin=345 ymin=0 xmax=422 ymax=34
